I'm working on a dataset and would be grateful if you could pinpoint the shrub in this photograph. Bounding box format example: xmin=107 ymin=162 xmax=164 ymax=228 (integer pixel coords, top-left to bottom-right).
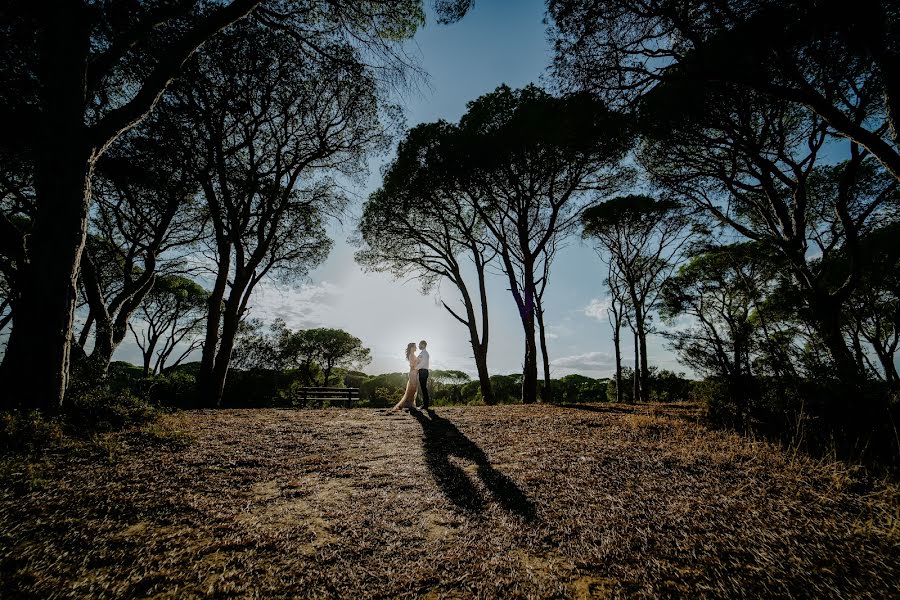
xmin=146 ymin=370 xmax=199 ymax=408
xmin=0 ymin=411 xmax=66 ymax=454
xmin=63 ymin=386 xmax=158 ymax=434
xmin=549 ymin=374 xmax=607 ymax=404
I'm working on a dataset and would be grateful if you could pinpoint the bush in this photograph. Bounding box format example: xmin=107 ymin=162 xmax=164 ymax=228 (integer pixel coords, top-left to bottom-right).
xmin=650 ymin=370 xmax=692 ymax=403
xmin=63 ymin=386 xmax=158 ymax=433
xmin=489 ymin=374 xmax=523 ymax=404
xmin=0 ymin=411 xmax=65 ymax=454
xmin=146 ymin=370 xmax=199 ymax=408
xmin=359 ymin=373 xmax=407 ymax=403
xmin=221 ymin=369 xmax=298 ymax=407
xmin=690 ymin=378 xmax=733 ymax=424
xmin=549 ymin=374 xmax=607 ymax=404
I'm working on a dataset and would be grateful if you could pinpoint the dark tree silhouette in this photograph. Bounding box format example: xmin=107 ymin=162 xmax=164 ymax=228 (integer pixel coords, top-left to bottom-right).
xmin=549 ymin=0 xmax=900 ymax=182
xmin=0 ymin=0 xmax=267 ymax=409
xmin=171 ymin=19 xmax=378 ymax=406
xmin=130 ymin=274 xmax=208 ymax=377
xmin=0 ymin=272 xmax=11 ymax=343
xmin=231 ymin=321 xmax=370 ymax=387
xmin=840 ymin=225 xmax=900 ymax=388
xmin=582 ymin=195 xmax=690 ymax=402
xmin=355 ymin=122 xmax=497 ymax=404
xmin=0 ymin=0 xmax=474 ymax=410
xmin=600 ymin=262 xmax=628 ymax=403
xmin=459 ymin=85 xmax=632 ymax=404
xmin=660 ymin=243 xmax=779 ymax=424
xmin=303 ymin=328 xmax=371 ymax=386
xmin=639 ymin=84 xmax=898 ymax=382
xmin=77 ymin=120 xmax=200 ymax=374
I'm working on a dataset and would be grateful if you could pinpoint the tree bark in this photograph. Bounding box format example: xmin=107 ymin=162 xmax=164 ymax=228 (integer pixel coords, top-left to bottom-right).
xmin=638 ymin=320 xmax=650 ymax=403
xmin=0 ymin=0 xmax=263 ymax=409
xmin=632 ymin=327 xmax=640 ymax=404
xmin=630 ymin=292 xmax=651 ymax=403
xmin=0 ymin=6 xmax=92 ymax=410
xmin=198 ymin=243 xmax=231 ymax=405
xmin=444 ymin=260 xmax=494 ymax=405
xmin=611 ymin=310 xmax=622 ymax=403
xmin=808 ymin=295 xmax=861 ymax=385
xmin=142 ymin=347 xmax=154 ymax=378
xmin=210 ymin=294 xmax=242 ymax=407
xmin=535 ymin=297 xmax=552 ymax=403
xmin=520 ymin=275 xmax=539 ymax=405
xmin=474 ymin=254 xmax=494 ymax=405
xmin=472 ymin=344 xmax=493 ymax=404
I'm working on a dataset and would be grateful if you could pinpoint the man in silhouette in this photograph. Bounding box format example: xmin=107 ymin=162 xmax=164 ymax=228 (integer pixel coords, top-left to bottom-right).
xmin=416 ymin=339 xmax=430 ymax=410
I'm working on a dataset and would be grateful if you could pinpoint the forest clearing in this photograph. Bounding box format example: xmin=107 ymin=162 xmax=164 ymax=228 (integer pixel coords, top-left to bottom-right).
xmin=2 ymin=404 xmax=897 ymax=599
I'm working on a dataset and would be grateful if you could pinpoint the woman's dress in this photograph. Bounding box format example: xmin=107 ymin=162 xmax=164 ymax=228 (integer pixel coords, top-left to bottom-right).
xmin=392 ymin=356 xmax=418 ymax=410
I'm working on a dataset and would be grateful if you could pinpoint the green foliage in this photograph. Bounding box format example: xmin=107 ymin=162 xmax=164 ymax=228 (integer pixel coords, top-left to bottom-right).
xmin=373 ymin=387 xmax=399 ymax=408
xmin=606 ymin=367 xmax=636 ymax=403
xmin=145 ymin=369 xmax=200 ymax=408
xmin=359 ymin=372 xmax=409 ymax=403
xmin=548 ymin=374 xmax=608 ymax=404
xmin=649 ymin=370 xmax=693 ymax=403
xmin=0 ymin=411 xmax=65 ymax=455
xmin=486 ymin=374 xmax=523 ymax=404
xmin=63 ymin=387 xmax=158 ymax=434
xmin=606 ymin=367 xmax=692 ymax=404
xmin=342 ymin=370 xmax=370 ymax=390
xmin=233 ymin=320 xmax=370 ymax=387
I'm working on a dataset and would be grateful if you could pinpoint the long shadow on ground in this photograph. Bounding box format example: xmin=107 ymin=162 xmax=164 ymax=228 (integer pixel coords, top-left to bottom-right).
xmin=411 ymin=409 xmax=535 ymax=521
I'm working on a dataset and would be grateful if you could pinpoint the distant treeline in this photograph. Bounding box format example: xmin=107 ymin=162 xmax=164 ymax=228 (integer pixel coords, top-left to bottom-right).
xmin=103 ymin=359 xmax=697 ymax=409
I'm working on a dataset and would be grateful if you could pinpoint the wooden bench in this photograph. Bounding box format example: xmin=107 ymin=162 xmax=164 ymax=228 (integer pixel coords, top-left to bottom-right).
xmin=297 ymin=387 xmax=361 ymax=408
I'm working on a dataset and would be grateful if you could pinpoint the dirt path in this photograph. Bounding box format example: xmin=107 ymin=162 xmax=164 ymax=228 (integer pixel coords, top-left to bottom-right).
xmin=1 ymin=404 xmax=898 ymax=598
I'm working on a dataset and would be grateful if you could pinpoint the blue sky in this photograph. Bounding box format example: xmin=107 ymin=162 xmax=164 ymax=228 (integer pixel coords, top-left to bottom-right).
xmin=113 ymin=0 xmax=685 ymax=378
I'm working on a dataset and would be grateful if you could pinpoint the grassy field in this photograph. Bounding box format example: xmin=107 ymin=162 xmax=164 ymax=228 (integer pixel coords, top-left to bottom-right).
xmin=1 ymin=403 xmax=898 ymax=598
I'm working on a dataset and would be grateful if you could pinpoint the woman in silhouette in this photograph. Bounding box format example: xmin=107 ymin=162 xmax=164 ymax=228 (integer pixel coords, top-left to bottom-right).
xmin=391 ymin=343 xmax=419 ymax=411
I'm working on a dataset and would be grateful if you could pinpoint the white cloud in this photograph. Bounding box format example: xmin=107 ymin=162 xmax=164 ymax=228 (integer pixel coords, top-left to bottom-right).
xmin=246 ymin=281 xmax=341 ymax=330
xmin=551 ymin=351 xmax=616 ymax=372
xmin=583 ymin=297 xmax=611 ymax=321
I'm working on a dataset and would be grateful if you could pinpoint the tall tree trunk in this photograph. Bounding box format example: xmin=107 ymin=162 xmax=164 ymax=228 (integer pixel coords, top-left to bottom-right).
xmin=535 ymin=298 xmax=552 ymax=403
xmin=849 ymin=326 xmax=866 ymax=375
xmin=474 ymin=255 xmax=494 ymax=405
xmin=0 ymin=7 xmax=92 ymax=410
xmin=100 ymin=269 xmax=157 ymax=371
xmin=210 ymin=296 xmax=242 ymax=407
xmin=611 ymin=311 xmax=622 ymax=403
xmin=78 ymin=311 xmax=94 ymax=349
xmin=80 ymin=250 xmax=156 ymax=375
xmin=808 ymin=296 xmax=861 ymax=385
xmin=731 ymin=335 xmax=747 ymax=427
xmin=638 ymin=329 xmax=650 ymax=403
xmin=198 ymin=245 xmax=230 ymax=405
xmin=632 ymin=328 xmax=640 ymax=404
xmin=877 ymin=350 xmax=899 ymax=389
xmin=520 ymin=276 xmax=539 ymax=405
xmin=446 ymin=262 xmax=494 ymax=405
xmin=499 ymin=250 xmax=538 ymax=405
xmin=635 ymin=306 xmax=651 ymax=403
xmin=473 ymin=344 xmax=493 ymax=404
xmin=142 ymin=347 xmax=154 ymax=378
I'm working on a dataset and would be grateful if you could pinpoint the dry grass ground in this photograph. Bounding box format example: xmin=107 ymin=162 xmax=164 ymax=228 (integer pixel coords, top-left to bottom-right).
xmin=1 ymin=403 xmax=898 ymax=599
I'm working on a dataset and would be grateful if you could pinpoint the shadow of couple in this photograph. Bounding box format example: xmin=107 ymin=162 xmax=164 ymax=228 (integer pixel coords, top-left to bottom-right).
xmin=411 ymin=409 xmax=535 ymax=521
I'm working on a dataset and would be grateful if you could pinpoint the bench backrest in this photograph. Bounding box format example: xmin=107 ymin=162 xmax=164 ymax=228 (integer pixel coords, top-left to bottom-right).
xmin=296 ymin=387 xmax=360 ymax=408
